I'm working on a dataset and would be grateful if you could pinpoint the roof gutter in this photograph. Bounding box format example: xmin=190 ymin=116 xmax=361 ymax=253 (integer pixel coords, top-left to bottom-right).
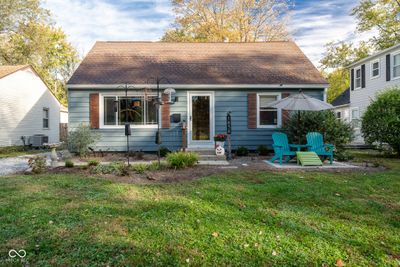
xmin=67 ymin=83 xmax=329 ymax=89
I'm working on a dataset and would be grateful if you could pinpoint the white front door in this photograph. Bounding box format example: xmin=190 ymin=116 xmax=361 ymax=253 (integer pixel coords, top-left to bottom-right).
xmin=188 ymin=92 xmax=214 ymax=148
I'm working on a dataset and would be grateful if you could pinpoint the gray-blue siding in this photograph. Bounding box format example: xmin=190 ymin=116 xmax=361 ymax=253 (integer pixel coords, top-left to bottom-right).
xmin=68 ymin=88 xmax=324 ymax=151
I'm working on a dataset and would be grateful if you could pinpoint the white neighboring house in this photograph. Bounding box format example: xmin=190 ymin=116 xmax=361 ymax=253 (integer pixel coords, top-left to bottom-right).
xmin=332 ymin=43 xmax=400 ymax=144
xmin=0 ymin=65 xmax=67 ymax=147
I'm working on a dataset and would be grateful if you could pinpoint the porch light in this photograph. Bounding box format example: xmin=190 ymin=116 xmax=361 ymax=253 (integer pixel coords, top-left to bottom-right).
xmin=163 ymin=87 xmax=176 ymax=104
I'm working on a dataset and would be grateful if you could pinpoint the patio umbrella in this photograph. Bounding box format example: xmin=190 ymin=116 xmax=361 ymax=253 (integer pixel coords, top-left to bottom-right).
xmin=267 ymin=91 xmax=334 ymax=143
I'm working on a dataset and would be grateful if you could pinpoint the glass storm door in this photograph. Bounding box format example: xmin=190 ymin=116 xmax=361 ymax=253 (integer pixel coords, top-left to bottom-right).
xmin=188 ymin=92 xmax=214 ymax=147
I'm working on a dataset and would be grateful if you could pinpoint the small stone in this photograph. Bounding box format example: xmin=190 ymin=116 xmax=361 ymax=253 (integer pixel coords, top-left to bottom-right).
xmin=212 ymin=232 xmax=219 ymax=237
xmin=272 ymin=250 xmax=277 ymax=256
xmin=186 ymin=258 xmax=190 ymax=263
xmin=49 ymin=220 xmax=53 ymax=224
xmin=254 ymin=243 xmax=259 ymax=248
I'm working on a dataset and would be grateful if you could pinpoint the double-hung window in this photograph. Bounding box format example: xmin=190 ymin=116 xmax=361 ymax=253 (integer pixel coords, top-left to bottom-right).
xmin=257 ymin=94 xmax=281 ymax=128
xmin=371 ymin=59 xmax=380 ymax=78
xmin=393 ymin=52 xmax=400 ymax=79
xmin=355 ymin=67 xmax=361 ymax=89
xmin=43 ymin=108 xmax=49 ymax=129
xmin=102 ymin=95 xmax=158 ymax=127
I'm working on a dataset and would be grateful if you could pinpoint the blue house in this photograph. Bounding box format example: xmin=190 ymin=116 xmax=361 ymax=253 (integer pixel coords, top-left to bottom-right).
xmin=67 ymin=41 xmax=328 ymax=152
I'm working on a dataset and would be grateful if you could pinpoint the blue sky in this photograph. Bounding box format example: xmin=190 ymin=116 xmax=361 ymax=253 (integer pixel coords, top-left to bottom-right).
xmin=44 ymin=0 xmax=374 ymax=66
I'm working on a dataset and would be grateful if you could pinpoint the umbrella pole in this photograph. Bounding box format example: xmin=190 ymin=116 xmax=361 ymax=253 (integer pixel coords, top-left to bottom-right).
xmin=297 ymin=110 xmax=301 ymax=144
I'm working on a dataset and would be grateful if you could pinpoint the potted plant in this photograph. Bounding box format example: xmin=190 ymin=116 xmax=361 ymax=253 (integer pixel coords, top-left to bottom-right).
xmin=214 ymin=134 xmax=227 ymax=148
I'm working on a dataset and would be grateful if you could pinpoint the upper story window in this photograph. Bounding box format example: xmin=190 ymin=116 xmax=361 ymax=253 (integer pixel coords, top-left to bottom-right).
xmin=43 ymin=108 xmax=49 ymax=129
xmin=393 ymin=52 xmax=400 ymax=79
xmin=355 ymin=67 xmax=361 ymax=89
xmin=257 ymin=93 xmax=281 ymax=128
xmin=371 ymin=59 xmax=380 ymax=78
xmin=102 ymin=95 xmax=157 ymax=127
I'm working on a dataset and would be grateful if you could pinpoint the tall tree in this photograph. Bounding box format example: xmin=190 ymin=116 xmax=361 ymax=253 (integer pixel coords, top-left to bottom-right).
xmin=320 ymin=41 xmax=371 ymax=102
xmin=0 ymin=0 xmax=78 ymax=105
xmin=162 ymin=0 xmax=291 ymax=42
xmin=352 ymin=0 xmax=400 ymax=50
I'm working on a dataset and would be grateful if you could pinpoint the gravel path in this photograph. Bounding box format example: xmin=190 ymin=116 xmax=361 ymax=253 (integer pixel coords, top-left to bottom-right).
xmin=0 ymin=153 xmax=51 ymax=176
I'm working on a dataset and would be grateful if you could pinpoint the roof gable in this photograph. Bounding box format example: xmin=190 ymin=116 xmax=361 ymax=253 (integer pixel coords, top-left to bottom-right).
xmin=68 ymin=41 xmax=327 ymax=86
xmin=331 ymin=88 xmax=350 ymax=107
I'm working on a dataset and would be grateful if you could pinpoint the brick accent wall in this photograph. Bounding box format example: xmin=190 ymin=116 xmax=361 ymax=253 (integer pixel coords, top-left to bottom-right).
xmin=248 ymin=93 xmax=257 ymax=129
xmin=161 ymin=93 xmax=170 ymax=129
xmin=89 ymin=93 xmax=99 ymax=129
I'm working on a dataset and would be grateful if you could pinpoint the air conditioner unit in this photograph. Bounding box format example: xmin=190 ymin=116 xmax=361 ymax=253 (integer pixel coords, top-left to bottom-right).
xmin=30 ymin=134 xmax=48 ymax=147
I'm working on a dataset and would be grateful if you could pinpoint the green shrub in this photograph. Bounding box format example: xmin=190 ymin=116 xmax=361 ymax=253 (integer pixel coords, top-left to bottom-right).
xmin=159 ymin=146 xmax=170 ymax=157
xmin=334 ymin=150 xmax=355 ymax=162
xmin=28 ymin=156 xmax=46 ymax=174
xmin=256 ymin=145 xmax=269 ymax=156
xmin=67 ymin=124 xmax=100 ymax=157
xmin=91 ymin=161 xmax=129 ymax=176
xmin=282 ymin=110 xmax=353 ymax=151
xmin=131 ymin=163 xmax=148 ymax=174
xmin=166 ymin=151 xmax=198 ymax=169
xmin=87 ymin=159 xmax=100 ymax=167
xmin=362 ymin=87 xmax=400 ymax=157
xmin=110 ymin=162 xmax=130 ymax=176
xmin=236 ymin=146 xmax=249 ymax=156
xmin=65 ymin=159 xmax=74 ymax=168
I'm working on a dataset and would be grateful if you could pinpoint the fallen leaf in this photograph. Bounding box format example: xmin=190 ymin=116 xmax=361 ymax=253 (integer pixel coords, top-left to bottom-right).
xmin=259 ymin=231 xmax=263 ymax=235
xmin=48 ymin=220 xmax=53 ymax=224
xmin=244 ymin=244 xmax=249 ymax=248
xmin=336 ymin=259 xmax=344 ymax=267
xmin=186 ymin=258 xmax=190 ymax=263
xmin=335 ymin=193 xmax=341 ymax=196
xmin=212 ymin=232 xmax=219 ymax=237
xmin=254 ymin=243 xmax=259 ymax=248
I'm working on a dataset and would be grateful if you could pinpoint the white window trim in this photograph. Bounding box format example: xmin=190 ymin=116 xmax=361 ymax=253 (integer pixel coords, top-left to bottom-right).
xmin=99 ymin=93 xmax=159 ymax=129
xmin=43 ymin=107 xmax=49 ymax=130
xmin=370 ymin=59 xmax=380 ymax=79
xmin=392 ymin=50 xmax=400 ymax=80
xmin=354 ymin=66 xmax=362 ymax=90
xmin=350 ymin=107 xmax=360 ymax=130
xmin=256 ymin=93 xmax=282 ymax=128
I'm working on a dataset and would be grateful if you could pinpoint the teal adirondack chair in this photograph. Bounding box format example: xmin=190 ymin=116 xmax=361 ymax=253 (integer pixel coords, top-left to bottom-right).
xmin=306 ymin=132 xmax=334 ymax=164
xmin=270 ymin=132 xmax=302 ymax=165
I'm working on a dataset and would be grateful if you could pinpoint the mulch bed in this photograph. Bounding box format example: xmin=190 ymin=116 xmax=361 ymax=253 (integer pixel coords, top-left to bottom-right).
xmin=42 ymin=156 xmax=387 ymax=185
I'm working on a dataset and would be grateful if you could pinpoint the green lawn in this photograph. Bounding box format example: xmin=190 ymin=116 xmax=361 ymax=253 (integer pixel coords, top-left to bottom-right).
xmin=0 ymin=157 xmax=399 ymax=266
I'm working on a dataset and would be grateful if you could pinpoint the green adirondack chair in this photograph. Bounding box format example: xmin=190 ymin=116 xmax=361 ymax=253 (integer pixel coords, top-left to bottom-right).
xmin=270 ymin=132 xmax=302 ymax=165
xmin=306 ymin=132 xmax=334 ymax=164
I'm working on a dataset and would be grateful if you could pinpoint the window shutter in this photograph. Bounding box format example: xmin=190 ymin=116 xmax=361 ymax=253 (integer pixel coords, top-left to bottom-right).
xmin=386 ymin=54 xmax=391 ymax=81
xmin=89 ymin=93 xmax=100 ymax=129
xmin=350 ymin=69 xmax=354 ymax=91
xmin=161 ymin=93 xmax=170 ymax=129
xmin=361 ymin=64 xmax=366 ymax=88
xmin=281 ymin=93 xmax=290 ymax=126
xmin=248 ymin=93 xmax=257 ymax=129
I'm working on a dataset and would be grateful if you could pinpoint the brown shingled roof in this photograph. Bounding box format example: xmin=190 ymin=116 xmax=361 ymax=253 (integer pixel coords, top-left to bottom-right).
xmin=0 ymin=65 xmax=30 ymax=79
xmin=68 ymin=41 xmax=327 ymax=86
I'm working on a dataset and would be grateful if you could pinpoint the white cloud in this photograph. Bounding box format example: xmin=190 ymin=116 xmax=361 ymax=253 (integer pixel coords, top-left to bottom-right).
xmin=44 ymin=0 xmax=173 ymax=55
xmin=290 ymin=0 xmax=375 ymax=67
